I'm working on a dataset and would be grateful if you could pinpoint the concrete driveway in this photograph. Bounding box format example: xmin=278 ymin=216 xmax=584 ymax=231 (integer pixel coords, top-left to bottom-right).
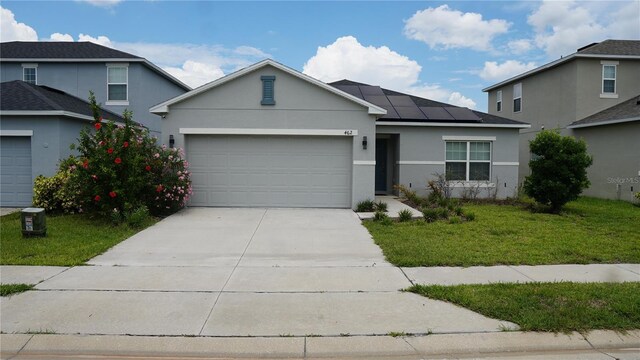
xmin=2 ymin=208 xmax=515 ymax=336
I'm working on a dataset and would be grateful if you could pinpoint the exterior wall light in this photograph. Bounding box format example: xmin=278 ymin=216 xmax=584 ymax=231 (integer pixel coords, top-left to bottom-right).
xmin=362 ymin=136 xmax=368 ymax=150
xmin=169 ymin=134 xmax=175 ymax=148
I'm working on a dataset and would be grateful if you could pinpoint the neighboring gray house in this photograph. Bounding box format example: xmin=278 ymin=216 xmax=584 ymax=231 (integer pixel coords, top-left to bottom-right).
xmin=567 ymin=96 xmax=640 ymax=201
xmin=0 ymin=80 xmax=125 ymax=207
xmin=151 ymin=59 xmax=528 ymax=209
xmin=483 ymin=39 xmax=640 ymax=202
xmin=0 ymin=41 xmax=190 ymax=135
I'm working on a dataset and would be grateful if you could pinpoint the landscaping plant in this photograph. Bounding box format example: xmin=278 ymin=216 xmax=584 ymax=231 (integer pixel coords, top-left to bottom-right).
xmin=61 ymin=92 xmax=192 ymax=221
xmin=524 ymin=130 xmax=592 ymax=213
xmin=356 ymin=199 xmax=376 ymax=212
xmin=397 ymin=209 xmax=413 ymax=222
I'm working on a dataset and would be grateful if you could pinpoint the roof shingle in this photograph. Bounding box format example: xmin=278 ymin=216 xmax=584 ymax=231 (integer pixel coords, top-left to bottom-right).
xmin=0 ymin=41 xmax=141 ymax=59
xmin=577 ymin=40 xmax=640 ymax=56
xmin=569 ymin=95 xmax=640 ymax=127
xmin=1 ymin=80 xmax=125 ymax=122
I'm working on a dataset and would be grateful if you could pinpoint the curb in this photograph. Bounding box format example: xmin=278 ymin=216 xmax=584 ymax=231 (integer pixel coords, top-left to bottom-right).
xmin=2 ymin=330 xmax=639 ymax=359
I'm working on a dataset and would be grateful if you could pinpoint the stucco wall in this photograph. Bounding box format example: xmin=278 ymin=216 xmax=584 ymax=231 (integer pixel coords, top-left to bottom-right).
xmin=0 ymin=115 xmax=90 ymax=182
xmin=161 ymin=64 xmax=377 ymax=208
xmin=487 ymin=57 xmax=640 ymax=182
xmin=1 ymin=62 xmax=186 ymax=135
xmin=572 ymin=121 xmax=640 ymax=202
xmin=376 ymin=126 xmax=521 ymax=199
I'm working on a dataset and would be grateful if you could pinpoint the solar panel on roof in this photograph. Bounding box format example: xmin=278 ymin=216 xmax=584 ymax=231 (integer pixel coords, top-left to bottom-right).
xmin=420 ymin=107 xmax=455 ymax=120
xmin=359 ymin=85 xmax=385 ymax=95
xmin=444 ymin=107 xmax=482 ymax=121
xmin=363 ymin=95 xmax=392 ymax=106
xmin=334 ymin=85 xmax=364 ymax=99
xmin=395 ymin=106 xmax=427 ymax=119
xmin=379 ymin=105 xmax=400 ymax=119
xmin=387 ymin=96 xmax=416 ymax=107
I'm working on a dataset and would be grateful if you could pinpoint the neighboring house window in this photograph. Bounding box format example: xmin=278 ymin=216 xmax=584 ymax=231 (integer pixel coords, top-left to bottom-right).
xmin=445 ymin=141 xmax=491 ymax=181
xmin=602 ymin=64 xmax=616 ymax=94
xmin=107 ymin=65 xmax=128 ymax=103
xmin=261 ymin=75 xmax=275 ymax=105
xmin=496 ymin=90 xmax=502 ymax=112
xmin=513 ymin=83 xmax=522 ymax=112
xmin=22 ymin=65 xmax=37 ymax=84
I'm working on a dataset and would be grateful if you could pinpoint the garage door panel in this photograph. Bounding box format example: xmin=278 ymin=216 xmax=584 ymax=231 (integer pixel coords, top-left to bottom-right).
xmin=186 ymin=135 xmax=352 ymax=208
xmin=1 ymin=136 xmax=33 ymax=207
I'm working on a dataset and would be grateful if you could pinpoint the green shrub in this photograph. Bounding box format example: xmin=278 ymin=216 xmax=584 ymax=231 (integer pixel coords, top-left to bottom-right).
xmin=32 ymin=169 xmax=81 ymax=214
xmin=124 ymin=205 xmax=150 ymax=228
xmin=398 ymin=209 xmax=413 ymax=222
xmin=454 ymin=206 xmax=464 ymax=216
xmin=395 ymin=184 xmax=422 ymax=206
xmin=437 ymin=208 xmax=450 ymax=220
xmin=634 ymin=192 xmax=640 ymax=206
xmin=422 ymin=208 xmax=438 ymax=223
xmin=69 ymin=92 xmax=192 ymax=220
xmin=524 ymin=130 xmax=592 ymax=213
xmin=374 ymin=201 xmax=388 ymax=212
xmin=356 ymin=199 xmax=375 ymax=212
xmin=464 ymin=211 xmax=476 ymax=221
xmin=449 ymin=216 xmax=462 ymax=224
xmin=373 ymin=210 xmax=389 ymax=222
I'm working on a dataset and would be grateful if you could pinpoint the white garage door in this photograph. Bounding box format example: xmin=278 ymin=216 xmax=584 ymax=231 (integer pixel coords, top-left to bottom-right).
xmin=187 ymin=135 xmax=352 ymax=208
xmin=1 ymin=136 xmax=33 ymax=207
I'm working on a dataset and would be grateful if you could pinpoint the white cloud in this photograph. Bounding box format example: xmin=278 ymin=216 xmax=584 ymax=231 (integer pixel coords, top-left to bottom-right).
xmin=448 ymin=92 xmax=477 ymax=109
xmin=404 ymin=5 xmax=510 ymax=51
xmin=162 ymin=61 xmax=225 ymax=88
xmin=76 ymin=0 xmax=122 ymax=8
xmin=303 ymin=36 xmax=421 ymax=90
xmin=479 ymin=60 xmax=537 ymax=82
xmin=527 ymin=0 xmax=639 ymax=58
xmin=49 ymin=33 xmax=74 ymax=42
xmin=303 ymin=36 xmax=477 ymax=109
xmin=507 ymin=39 xmax=534 ymax=54
xmin=0 ymin=6 xmax=38 ymax=42
xmin=78 ymin=33 xmax=113 ymax=47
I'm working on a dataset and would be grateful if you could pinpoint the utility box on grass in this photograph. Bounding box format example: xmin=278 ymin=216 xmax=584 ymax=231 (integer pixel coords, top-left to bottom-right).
xmin=21 ymin=208 xmax=47 ymax=237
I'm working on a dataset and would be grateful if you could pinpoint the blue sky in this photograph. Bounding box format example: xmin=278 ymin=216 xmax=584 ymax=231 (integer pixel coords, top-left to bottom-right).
xmin=2 ymin=1 xmax=639 ymax=112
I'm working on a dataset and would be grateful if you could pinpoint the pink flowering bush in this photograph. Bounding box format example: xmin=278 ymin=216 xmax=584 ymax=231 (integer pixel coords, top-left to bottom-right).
xmin=63 ymin=92 xmax=191 ymax=221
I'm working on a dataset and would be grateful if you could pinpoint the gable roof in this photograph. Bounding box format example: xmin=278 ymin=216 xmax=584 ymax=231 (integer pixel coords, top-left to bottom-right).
xmin=149 ymin=59 xmax=387 ymax=116
xmin=0 ymin=80 xmax=125 ymax=123
xmin=329 ymin=79 xmax=529 ymax=127
xmin=483 ymin=40 xmax=640 ymax=92
xmin=0 ymin=41 xmax=191 ymax=91
xmin=568 ymin=95 xmax=640 ymax=129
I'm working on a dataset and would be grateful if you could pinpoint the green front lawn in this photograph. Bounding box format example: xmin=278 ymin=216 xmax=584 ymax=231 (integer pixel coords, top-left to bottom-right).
xmin=0 ymin=283 xmax=34 ymax=297
xmin=408 ymin=282 xmax=640 ymax=332
xmin=365 ymin=197 xmax=640 ymax=267
xmin=0 ymin=212 xmax=157 ymax=266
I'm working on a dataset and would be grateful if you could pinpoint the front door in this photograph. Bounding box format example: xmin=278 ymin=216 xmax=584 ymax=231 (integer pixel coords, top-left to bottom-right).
xmin=375 ymin=139 xmax=387 ymax=193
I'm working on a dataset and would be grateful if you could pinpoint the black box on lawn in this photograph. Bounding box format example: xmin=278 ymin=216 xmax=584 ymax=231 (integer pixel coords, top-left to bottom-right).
xmin=21 ymin=208 xmax=46 ymax=237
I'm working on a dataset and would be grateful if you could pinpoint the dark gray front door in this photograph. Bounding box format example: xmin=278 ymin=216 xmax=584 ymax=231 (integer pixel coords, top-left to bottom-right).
xmin=375 ymin=139 xmax=387 ymax=193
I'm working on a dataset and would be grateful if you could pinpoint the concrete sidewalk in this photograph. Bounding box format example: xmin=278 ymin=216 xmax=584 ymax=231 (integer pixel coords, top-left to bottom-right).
xmin=403 ymin=263 xmax=640 ymax=285
xmin=2 ymin=331 xmax=639 ymax=359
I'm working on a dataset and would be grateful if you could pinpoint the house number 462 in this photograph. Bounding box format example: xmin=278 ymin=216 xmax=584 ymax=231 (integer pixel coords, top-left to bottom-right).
xmin=344 ymin=130 xmax=353 ymax=135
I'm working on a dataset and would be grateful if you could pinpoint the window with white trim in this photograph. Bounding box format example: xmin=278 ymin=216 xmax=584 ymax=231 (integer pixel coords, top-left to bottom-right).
xmin=513 ymin=83 xmax=522 ymax=112
xmin=602 ymin=64 xmax=616 ymax=94
xmin=445 ymin=141 xmax=491 ymax=181
xmin=23 ymin=66 xmax=37 ymax=84
xmin=107 ymin=65 xmax=128 ymax=102
xmin=496 ymin=90 xmax=502 ymax=112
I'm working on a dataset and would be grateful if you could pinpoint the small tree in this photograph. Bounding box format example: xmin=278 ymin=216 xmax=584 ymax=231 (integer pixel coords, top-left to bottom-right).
xmin=524 ymin=130 xmax=592 ymax=213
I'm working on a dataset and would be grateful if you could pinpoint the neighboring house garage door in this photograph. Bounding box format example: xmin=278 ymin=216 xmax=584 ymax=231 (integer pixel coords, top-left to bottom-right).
xmin=1 ymin=137 xmax=33 ymax=207
xmin=187 ymin=135 xmax=352 ymax=208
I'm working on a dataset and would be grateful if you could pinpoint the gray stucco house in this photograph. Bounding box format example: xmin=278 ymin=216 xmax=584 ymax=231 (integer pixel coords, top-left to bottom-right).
xmin=0 ymin=80 xmax=125 ymax=206
xmin=483 ymin=39 xmax=640 ymax=202
xmin=0 ymin=41 xmax=190 ymax=135
xmin=151 ymin=59 xmax=528 ymax=209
